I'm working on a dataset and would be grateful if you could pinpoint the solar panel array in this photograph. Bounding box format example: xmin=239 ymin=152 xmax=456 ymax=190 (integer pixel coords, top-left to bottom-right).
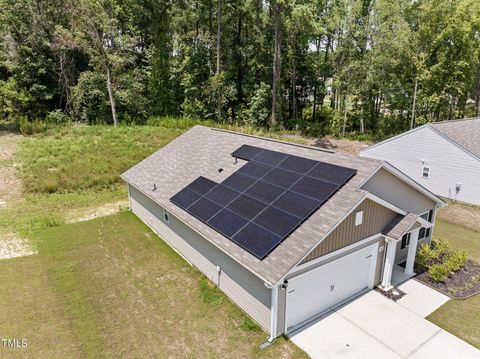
xmin=170 ymin=145 xmax=357 ymax=260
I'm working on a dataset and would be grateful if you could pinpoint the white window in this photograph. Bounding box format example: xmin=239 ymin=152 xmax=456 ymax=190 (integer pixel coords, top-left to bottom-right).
xmin=420 ymin=209 xmax=434 ymax=222
xmin=422 ymin=166 xmax=430 ymax=178
xmin=163 ymin=209 xmax=169 ymax=223
xmin=355 ymin=211 xmax=363 ymax=226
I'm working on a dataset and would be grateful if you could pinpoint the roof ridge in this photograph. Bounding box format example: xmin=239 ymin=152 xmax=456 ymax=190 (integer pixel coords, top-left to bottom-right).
xmin=210 ymin=127 xmax=335 ymax=153
xmin=429 ymin=116 xmax=480 ymax=125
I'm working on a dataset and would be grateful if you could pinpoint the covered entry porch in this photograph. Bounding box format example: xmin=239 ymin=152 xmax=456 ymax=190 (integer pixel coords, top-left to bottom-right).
xmin=380 ymin=213 xmax=433 ymax=290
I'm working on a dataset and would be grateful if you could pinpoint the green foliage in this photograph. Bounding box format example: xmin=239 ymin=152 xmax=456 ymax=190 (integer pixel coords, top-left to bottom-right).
xmin=418 ymin=237 xmax=469 ymax=283
xmin=416 ymin=242 xmax=440 ymax=270
xmin=0 ymin=0 xmax=479 ymax=133
xmin=18 ymin=116 xmax=48 ymax=135
xmin=429 ymin=263 xmax=450 ymax=282
xmin=45 ymin=110 xmax=68 ymax=125
xmin=445 ymin=250 xmax=468 ymax=273
xmin=18 ymin=126 xmax=182 ymax=193
xmin=246 ymin=82 xmax=271 ymax=127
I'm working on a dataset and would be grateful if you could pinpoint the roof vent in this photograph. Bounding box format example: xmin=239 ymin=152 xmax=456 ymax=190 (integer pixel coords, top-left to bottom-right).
xmin=218 ymin=168 xmax=224 ymax=173
xmin=152 ymin=183 xmax=157 ymax=191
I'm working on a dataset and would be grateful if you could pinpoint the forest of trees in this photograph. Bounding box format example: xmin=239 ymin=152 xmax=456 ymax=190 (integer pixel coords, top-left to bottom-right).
xmin=1 ymin=0 xmax=480 ymax=137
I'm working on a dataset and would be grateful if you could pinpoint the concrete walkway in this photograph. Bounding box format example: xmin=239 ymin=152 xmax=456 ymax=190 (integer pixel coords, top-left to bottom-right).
xmin=290 ymin=290 xmax=480 ymax=359
xmin=397 ymin=279 xmax=450 ymax=318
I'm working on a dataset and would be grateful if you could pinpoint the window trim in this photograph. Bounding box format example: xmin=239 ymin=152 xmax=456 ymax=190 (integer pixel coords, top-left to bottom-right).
xmin=163 ymin=208 xmax=170 ymax=223
xmin=355 ymin=211 xmax=363 ymax=226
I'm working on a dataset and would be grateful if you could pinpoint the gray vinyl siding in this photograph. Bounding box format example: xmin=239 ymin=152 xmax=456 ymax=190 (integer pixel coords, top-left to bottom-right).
xmin=128 ymin=184 xmax=272 ymax=332
xmin=361 ymin=126 xmax=480 ymax=206
xmin=361 ymin=168 xmax=436 ymax=215
xmin=301 ymin=199 xmax=397 ymax=264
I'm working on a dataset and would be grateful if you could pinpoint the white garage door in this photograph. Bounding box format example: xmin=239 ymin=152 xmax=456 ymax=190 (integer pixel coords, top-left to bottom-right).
xmin=286 ymin=243 xmax=378 ymax=332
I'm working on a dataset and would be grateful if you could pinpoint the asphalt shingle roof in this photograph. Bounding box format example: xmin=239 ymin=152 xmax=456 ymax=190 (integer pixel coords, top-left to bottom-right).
xmin=430 ymin=117 xmax=480 ymax=159
xmin=122 ymin=126 xmax=383 ymax=284
xmin=382 ymin=213 xmax=419 ymax=240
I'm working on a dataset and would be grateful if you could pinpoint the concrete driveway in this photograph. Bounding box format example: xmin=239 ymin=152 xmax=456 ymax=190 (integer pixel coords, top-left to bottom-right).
xmin=290 ymin=289 xmax=480 ymax=359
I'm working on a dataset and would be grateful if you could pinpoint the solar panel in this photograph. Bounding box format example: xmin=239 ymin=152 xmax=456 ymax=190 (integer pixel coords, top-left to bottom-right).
xmin=237 ymin=161 xmax=272 ymax=179
xmin=222 ymin=172 xmax=256 ymax=192
xmin=232 ymin=223 xmax=281 ymax=259
xmin=252 ymin=149 xmax=288 ymax=166
xmin=188 ymin=176 xmax=218 ymax=195
xmin=278 ymin=155 xmax=318 ymax=174
xmin=307 ymin=162 xmax=357 ymax=185
xmin=208 ymin=209 xmax=248 ymax=237
xmin=290 ymin=176 xmax=338 ymax=201
xmin=253 ymin=206 xmax=302 ymax=237
xmin=231 ymin=144 xmax=263 ymax=161
xmin=261 ymin=167 xmax=302 ymax=189
xmin=205 ymin=184 xmax=240 ymax=206
xmin=188 ymin=197 xmax=222 ymax=221
xmin=272 ymin=191 xmax=321 ymax=219
xmin=170 ymin=187 xmax=201 ymax=209
xmin=170 ymin=145 xmax=357 ymax=260
xmin=244 ymin=181 xmax=284 ymax=203
xmin=227 ymin=194 xmax=267 ymax=220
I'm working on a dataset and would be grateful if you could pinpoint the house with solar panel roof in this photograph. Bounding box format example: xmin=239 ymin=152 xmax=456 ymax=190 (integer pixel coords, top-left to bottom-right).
xmin=122 ymin=126 xmax=445 ymax=339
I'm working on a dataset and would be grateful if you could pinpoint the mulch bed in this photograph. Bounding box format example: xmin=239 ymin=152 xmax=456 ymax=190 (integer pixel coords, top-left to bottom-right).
xmin=375 ymin=286 xmax=406 ymax=302
xmin=415 ymin=260 xmax=480 ymax=299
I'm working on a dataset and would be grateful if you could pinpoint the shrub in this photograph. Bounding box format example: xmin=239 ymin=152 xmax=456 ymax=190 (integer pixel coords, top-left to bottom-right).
xmin=431 ymin=238 xmax=450 ymax=256
xmin=416 ymin=242 xmax=439 ymax=270
xmin=45 ymin=110 xmax=68 ymax=125
xmin=429 ymin=263 xmax=450 ymax=282
xmin=445 ymin=250 xmax=468 ymax=273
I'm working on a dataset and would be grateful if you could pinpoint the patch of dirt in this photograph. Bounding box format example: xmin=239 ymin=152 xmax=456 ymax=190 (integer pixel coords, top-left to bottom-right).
xmin=66 ymin=200 xmax=129 ymax=224
xmin=310 ymin=136 xmax=371 ymax=155
xmin=0 ymin=133 xmax=23 ymax=209
xmin=437 ymin=201 xmax=480 ymax=232
xmin=416 ymin=260 xmax=480 ymax=299
xmin=0 ymin=234 xmax=37 ymax=260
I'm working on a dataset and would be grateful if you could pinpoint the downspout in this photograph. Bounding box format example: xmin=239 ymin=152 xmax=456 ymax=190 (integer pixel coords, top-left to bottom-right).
xmin=260 ymin=282 xmax=277 ymax=348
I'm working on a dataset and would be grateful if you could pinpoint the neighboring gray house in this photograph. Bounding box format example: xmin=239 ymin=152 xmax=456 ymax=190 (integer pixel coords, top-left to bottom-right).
xmin=360 ymin=117 xmax=480 ymax=206
xmin=122 ymin=126 xmax=444 ymax=340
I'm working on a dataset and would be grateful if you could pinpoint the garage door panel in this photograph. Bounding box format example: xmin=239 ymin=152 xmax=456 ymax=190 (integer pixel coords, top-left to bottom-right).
xmin=286 ymin=243 xmax=377 ymax=331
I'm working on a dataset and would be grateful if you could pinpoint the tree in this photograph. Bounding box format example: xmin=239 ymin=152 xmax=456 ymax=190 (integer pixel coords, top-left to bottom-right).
xmin=270 ymin=0 xmax=282 ymax=126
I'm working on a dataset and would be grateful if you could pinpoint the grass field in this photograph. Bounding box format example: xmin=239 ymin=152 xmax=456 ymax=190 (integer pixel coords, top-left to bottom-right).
xmin=427 ymin=218 xmax=480 ymax=349
xmin=0 ymin=123 xmax=309 ymax=358
xmin=0 ymin=212 xmax=306 ymax=358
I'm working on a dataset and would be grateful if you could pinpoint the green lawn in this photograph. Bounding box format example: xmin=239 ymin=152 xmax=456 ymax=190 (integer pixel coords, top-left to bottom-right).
xmin=0 ymin=212 xmax=306 ymax=358
xmin=427 ymin=219 xmax=480 ymax=349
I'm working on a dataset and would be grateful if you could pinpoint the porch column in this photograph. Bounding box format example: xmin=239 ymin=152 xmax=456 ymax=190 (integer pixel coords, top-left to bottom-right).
xmin=405 ymin=228 xmax=421 ymax=277
xmin=381 ymin=237 xmax=397 ymax=290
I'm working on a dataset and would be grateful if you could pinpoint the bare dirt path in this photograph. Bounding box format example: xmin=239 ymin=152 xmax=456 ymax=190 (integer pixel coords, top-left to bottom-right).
xmin=0 ymin=132 xmax=23 ymax=210
xmin=0 ymin=132 xmax=37 ymax=259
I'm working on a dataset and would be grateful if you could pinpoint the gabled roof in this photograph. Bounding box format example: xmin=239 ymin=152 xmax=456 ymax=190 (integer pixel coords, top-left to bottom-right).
xmin=430 ymin=117 xmax=480 ymax=159
xmin=360 ymin=117 xmax=480 ymax=161
xmin=382 ymin=213 xmax=420 ymax=241
xmin=121 ymin=126 xmax=438 ymax=285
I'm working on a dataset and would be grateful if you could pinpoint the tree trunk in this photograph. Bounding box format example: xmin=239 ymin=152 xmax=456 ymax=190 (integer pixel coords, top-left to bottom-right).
xmin=271 ymin=2 xmax=282 ymax=126
xmin=216 ymin=0 xmax=222 ymax=74
xmin=475 ymin=61 xmax=480 ymax=117
xmin=292 ymin=36 xmax=297 ymax=121
xmin=410 ymin=77 xmax=418 ymax=129
xmin=106 ymin=67 xmax=118 ymax=126
xmin=342 ymin=91 xmax=348 ymax=137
